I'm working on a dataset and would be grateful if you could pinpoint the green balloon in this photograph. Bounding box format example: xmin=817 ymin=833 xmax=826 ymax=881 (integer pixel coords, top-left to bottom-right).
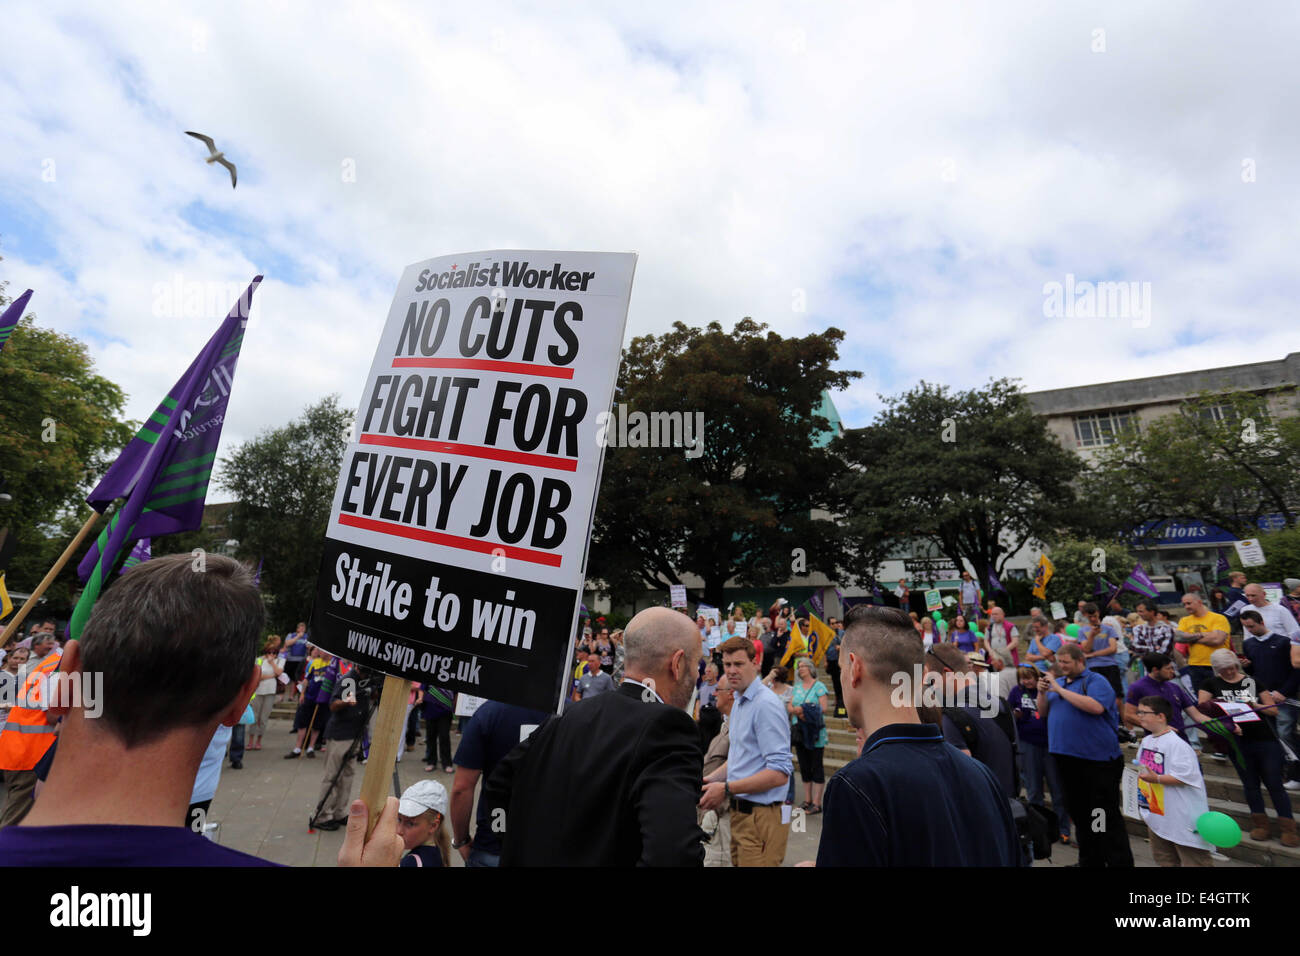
xmin=1195 ymin=811 xmax=1242 ymax=848
xmin=931 ymin=611 xmax=943 ymax=621
xmin=971 ymin=626 xmax=982 ymax=637
xmin=1065 ymin=623 xmax=1081 ymax=638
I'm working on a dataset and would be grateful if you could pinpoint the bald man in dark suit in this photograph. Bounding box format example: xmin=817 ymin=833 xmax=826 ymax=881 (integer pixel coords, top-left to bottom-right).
xmin=485 ymin=607 xmax=705 ymax=866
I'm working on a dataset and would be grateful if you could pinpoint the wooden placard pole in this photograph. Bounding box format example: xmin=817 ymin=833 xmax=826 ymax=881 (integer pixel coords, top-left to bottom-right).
xmin=0 ymin=511 xmax=99 ymax=645
xmin=358 ymin=673 xmax=410 ymax=837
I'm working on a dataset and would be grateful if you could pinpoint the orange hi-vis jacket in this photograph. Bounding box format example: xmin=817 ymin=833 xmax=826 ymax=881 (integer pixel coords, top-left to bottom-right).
xmin=0 ymin=651 xmax=62 ymax=772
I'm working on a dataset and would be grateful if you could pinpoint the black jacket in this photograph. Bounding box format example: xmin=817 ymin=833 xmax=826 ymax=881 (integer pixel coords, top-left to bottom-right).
xmin=484 ymin=681 xmax=705 ymax=866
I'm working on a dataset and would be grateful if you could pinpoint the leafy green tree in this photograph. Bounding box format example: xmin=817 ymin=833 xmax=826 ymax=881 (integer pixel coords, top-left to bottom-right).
xmin=1 ymin=512 xmax=101 ymax=616
xmin=1082 ymin=390 xmax=1300 ymax=541
xmin=0 ymin=287 xmax=135 ymax=602
xmin=219 ymin=396 xmax=353 ymax=633
xmin=832 ymin=379 xmax=1080 ymax=597
xmin=586 ymin=319 xmax=858 ymax=609
xmin=1223 ymin=524 xmax=1300 ymax=584
xmin=1040 ymin=537 xmax=1141 ymax=610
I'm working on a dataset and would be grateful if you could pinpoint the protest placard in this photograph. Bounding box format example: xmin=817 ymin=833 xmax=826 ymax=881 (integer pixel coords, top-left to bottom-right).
xmin=309 ymin=250 xmax=637 ymax=716
xmin=1121 ymin=767 xmax=1141 ymax=820
xmin=670 ymin=584 xmax=687 ymax=608
xmin=1234 ymin=538 xmax=1266 ymax=568
xmin=924 ymin=589 xmax=942 ymax=611
xmin=454 ymin=693 xmax=487 ymax=719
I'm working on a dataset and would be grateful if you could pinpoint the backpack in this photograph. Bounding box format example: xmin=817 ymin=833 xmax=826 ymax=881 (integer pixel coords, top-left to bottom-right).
xmin=1014 ymin=799 xmax=1060 ymax=861
xmin=942 ymin=702 xmax=1020 ymax=782
xmin=943 ymin=704 xmax=1056 ymax=861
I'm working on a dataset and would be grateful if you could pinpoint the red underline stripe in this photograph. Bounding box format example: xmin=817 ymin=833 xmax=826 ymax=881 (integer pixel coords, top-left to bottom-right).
xmin=391 ymin=357 xmax=575 ymax=379
xmin=359 ymin=433 xmax=577 ymax=472
xmin=337 ymin=513 xmax=562 ymax=567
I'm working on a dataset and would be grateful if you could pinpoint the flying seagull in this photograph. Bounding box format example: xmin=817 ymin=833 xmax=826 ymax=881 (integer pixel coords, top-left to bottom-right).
xmin=185 ymin=131 xmax=238 ymax=188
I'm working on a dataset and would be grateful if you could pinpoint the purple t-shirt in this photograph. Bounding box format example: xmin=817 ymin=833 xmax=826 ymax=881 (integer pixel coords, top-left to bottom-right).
xmin=951 ymin=630 xmax=977 ymax=653
xmin=0 ymin=825 xmax=282 ymax=867
xmin=1125 ymin=675 xmax=1195 ymax=733
xmin=1007 ymin=685 xmax=1048 ymax=747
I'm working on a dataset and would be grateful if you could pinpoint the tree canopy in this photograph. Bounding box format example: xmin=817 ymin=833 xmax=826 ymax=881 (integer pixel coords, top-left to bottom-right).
xmin=0 ymin=290 xmax=136 ymax=606
xmin=586 ymin=318 xmax=858 ymax=609
xmin=219 ymin=395 xmax=353 ymax=632
xmin=1038 ymin=536 xmax=1141 ymax=610
xmin=831 ymin=378 xmax=1080 ymax=594
xmin=1080 ymin=390 xmax=1300 ymax=542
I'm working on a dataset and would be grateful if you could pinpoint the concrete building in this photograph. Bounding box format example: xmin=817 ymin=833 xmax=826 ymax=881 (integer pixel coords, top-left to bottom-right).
xmin=1026 ymin=352 xmax=1300 ymax=461
xmin=1024 ymin=353 xmax=1300 ymax=594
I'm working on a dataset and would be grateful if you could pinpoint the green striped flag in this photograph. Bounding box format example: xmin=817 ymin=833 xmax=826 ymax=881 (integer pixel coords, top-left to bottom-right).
xmin=71 ymin=278 xmax=261 ymax=638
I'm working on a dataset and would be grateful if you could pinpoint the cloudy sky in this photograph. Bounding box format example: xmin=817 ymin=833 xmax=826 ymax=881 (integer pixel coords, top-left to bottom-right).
xmin=3 ymin=1 xmax=1299 ymax=487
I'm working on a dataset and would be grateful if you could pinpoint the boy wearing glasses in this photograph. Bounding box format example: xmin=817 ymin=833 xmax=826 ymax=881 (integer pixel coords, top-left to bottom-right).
xmin=1133 ymin=696 xmax=1214 ymax=867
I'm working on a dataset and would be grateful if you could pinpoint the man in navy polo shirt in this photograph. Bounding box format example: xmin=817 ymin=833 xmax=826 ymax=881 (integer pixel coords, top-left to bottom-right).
xmin=813 ymin=605 xmax=1019 ymax=866
xmin=1239 ymin=610 xmax=1300 ymax=790
xmin=450 ymin=699 xmax=550 ymax=866
xmin=1040 ymin=642 xmax=1133 ymax=867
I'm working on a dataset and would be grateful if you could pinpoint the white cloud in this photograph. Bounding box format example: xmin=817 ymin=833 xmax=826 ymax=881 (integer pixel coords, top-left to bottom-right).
xmin=2 ymin=0 xmax=1299 ymax=471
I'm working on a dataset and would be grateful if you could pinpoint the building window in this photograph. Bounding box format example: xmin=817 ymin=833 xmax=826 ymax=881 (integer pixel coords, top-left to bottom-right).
xmin=1072 ymin=410 xmax=1138 ymax=448
xmin=1192 ymin=402 xmax=1238 ymax=423
xmin=1185 ymin=400 xmax=1268 ymax=425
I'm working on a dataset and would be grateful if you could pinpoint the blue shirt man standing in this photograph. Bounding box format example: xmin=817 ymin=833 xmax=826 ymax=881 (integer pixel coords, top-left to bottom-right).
xmin=1041 ymin=642 xmax=1133 ymax=867
xmin=699 ymin=636 xmax=792 ymax=866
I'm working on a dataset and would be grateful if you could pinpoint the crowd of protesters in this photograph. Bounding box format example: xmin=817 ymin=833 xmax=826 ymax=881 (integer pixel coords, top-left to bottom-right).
xmin=1 ymin=557 xmax=1297 ymax=870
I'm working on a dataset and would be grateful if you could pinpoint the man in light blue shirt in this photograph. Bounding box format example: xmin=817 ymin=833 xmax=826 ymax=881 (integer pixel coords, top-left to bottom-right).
xmin=1080 ymin=602 xmax=1124 ymax=698
xmin=699 ymin=636 xmax=792 ymax=866
xmin=1025 ymin=617 xmax=1062 ymax=672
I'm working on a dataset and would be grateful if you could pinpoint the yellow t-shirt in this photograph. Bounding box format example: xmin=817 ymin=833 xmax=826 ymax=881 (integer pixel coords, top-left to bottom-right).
xmin=1178 ymin=611 xmax=1230 ymax=667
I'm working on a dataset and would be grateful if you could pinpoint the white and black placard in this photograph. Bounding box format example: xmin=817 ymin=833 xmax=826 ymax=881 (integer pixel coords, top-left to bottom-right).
xmin=311 ymin=251 xmax=637 ymax=712
xmin=1234 ymin=538 xmax=1266 ymax=568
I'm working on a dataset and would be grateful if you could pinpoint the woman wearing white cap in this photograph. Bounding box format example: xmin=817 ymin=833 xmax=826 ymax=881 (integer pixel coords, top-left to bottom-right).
xmin=397 ymin=779 xmax=451 ymax=867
